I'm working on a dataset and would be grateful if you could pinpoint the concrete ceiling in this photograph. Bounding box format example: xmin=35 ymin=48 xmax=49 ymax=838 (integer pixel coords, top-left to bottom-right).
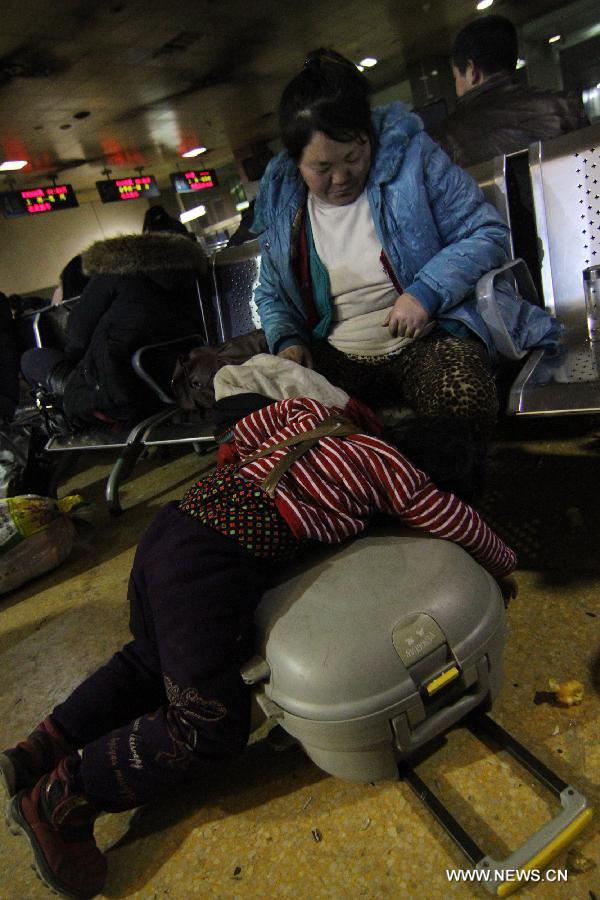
xmin=0 ymin=0 xmax=574 ymax=200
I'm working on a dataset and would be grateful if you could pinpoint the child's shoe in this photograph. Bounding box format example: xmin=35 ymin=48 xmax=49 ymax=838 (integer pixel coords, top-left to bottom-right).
xmin=7 ymin=755 xmax=106 ymax=899
xmin=0 ymin=716 xmax=77 ymax=797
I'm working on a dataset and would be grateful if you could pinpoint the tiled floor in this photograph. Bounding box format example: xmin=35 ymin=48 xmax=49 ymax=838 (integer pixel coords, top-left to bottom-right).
xmin=0 ymin=424 xmax=598 ymax=900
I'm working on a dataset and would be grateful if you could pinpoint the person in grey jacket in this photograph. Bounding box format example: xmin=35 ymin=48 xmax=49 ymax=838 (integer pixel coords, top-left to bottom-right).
xmin=252 ymin=49 xmax=556 ymax=442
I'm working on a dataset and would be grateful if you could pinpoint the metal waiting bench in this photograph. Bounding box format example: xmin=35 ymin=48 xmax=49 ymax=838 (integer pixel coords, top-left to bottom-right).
xmin=44 ymin=245 xmax=265 ymax=513
xmin=40 ymin=334 xmax=216 ymax=515
xmin=37 ymin=278 xmax=216 ymax=515
xmin=210 ymin=238 xmax=262 ymax=342
xmin=470 ymin=122 xmax=600 ymax=417
xmin=41 ymin=348 xmax=221 ymax=516
xmin=69 ymin=251 xmax=264 ymax=513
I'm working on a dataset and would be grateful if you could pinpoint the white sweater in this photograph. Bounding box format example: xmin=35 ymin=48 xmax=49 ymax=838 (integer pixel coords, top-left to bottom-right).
xmin=308 ymin=191 xmax=415 ymax=357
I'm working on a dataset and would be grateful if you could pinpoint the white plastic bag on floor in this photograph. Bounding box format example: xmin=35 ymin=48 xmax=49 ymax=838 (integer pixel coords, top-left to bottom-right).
xmin=0 ymin=494 xmax=83 ymax=594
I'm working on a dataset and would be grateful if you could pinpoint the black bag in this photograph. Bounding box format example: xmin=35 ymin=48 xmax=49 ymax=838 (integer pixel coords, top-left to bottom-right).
xmin=171 ymin=329 xmax=267 ymax=411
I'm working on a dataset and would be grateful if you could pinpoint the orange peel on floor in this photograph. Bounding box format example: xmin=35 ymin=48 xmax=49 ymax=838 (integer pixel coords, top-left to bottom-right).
xmin=548 ymin=679 xmax=584 ymax=706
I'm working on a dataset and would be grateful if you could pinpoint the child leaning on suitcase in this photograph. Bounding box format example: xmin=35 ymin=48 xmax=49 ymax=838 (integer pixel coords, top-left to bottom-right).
xmin=0 ymin=395 xmax=516 ymax=900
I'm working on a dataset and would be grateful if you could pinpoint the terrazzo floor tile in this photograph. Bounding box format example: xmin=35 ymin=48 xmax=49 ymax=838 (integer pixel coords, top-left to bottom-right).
xmin=0 ymin=426 xmax=598 ymax=900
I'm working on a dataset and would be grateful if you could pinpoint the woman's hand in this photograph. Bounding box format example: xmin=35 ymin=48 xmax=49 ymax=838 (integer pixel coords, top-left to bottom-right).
xmin=277 ymin=344 xmax=314 ymax=369
xmin=383 ymin=292 xmax=430 ymax=339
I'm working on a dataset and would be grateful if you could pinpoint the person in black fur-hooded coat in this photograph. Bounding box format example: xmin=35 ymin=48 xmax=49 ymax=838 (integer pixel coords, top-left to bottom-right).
xmin=22 ymin=233 xmax=206 ymax=428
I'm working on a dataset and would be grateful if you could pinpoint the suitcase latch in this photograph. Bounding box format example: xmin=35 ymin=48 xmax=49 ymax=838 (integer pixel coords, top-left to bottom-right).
xmin=423 ymin=664 xmax=461 ymax=697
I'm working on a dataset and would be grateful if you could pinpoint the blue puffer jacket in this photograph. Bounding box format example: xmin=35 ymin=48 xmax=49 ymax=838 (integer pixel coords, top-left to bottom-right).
xmin=253 ymin=102 xmax=556 ymax=359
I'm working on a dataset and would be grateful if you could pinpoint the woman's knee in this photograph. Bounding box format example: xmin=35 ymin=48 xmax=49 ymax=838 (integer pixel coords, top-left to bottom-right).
xmin=433 ymin=365 xmax=498 ymax=421
xmin=402 ymin=335 xmax=498 ymax=424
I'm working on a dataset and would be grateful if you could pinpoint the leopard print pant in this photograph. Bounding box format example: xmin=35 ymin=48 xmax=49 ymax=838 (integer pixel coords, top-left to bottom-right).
xmin=312 ymin=329 xmax=499 ymax=435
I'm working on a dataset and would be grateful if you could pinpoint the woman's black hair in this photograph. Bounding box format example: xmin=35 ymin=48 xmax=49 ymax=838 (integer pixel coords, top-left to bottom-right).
xmin=279 ymin=48 xmax=373 ymax=163
xmin=385 ymin=415 xmax=487 ymax=504
xmin=60 ymin=255 xmax=90 ymax=300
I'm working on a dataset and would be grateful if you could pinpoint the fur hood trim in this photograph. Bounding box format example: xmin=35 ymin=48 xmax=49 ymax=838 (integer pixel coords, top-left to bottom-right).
xmin=82 ymin=233 xmax=205 ymax=276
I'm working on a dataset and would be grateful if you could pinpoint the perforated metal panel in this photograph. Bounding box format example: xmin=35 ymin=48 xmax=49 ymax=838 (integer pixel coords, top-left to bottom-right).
xmin=504 ymin=125 xmax=600 ymax=415
xmin=212 ymin=239 xmax=262 ymax=341
xmin=577 ymin=150 xmax=600 ymax=269
xmin=559 ymin=345 xmax=600 ymax=382
xmin=530 ymin=123 xmax=600 ymax=333
xmin=508 ymin=342 xmax=600 ymax=415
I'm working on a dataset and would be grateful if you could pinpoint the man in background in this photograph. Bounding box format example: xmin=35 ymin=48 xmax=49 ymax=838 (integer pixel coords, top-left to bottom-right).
xmin=432 ymin=14 xmax=588 ymax=168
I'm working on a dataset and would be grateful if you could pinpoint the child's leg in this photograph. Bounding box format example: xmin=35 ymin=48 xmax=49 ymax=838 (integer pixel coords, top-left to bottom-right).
xmin=0 ymin=639 xmax=161 ymax=800
xmin=49 ymin=505 xmax=183 ymax=748
xmin=5 ymin=506 xmax=280 ymax=899
xmin=51 ymin=637 xmax=164 ymax=749
xmin=75 ymin=505 xmax=279 ymax=810
xmin=1 ymin=511 xmax=170 ymax=797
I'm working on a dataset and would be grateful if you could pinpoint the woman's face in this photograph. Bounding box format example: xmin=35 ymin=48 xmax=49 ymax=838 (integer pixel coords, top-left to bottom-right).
xmin=298 ymin=131 xmax=371 ymax=206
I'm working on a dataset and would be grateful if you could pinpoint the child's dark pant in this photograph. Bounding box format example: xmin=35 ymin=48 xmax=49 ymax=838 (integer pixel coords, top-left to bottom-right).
xmin=52 ymin=503 xmax=281 ymax=810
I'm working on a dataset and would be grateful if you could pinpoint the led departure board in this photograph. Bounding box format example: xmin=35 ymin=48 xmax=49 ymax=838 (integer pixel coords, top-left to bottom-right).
xmin=96 ymin=175 xmax=161 ymax=203
xmin=0 ymin=184 xmax=79 ymax=218
xmin=170 ymin=169 xmax=218 ymax=193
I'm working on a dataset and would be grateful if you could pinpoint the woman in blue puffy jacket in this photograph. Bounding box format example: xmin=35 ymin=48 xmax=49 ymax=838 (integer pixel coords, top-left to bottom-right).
xmin=252 ymin=49 xmax=551 ymax=441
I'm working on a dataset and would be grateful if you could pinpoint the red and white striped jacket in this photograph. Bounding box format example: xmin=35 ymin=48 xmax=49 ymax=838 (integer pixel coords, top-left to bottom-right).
xmin=233 ymin=397 xmax=516 ymax=578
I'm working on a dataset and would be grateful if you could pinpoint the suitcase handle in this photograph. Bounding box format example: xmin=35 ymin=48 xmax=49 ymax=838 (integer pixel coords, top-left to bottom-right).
xmin=402 ymin=714 xmax=594 ymax=895
xmin=477 ymin=787 xmax=592 ymax=896
xmin=472 ymin=714 xmax=593 ymax=895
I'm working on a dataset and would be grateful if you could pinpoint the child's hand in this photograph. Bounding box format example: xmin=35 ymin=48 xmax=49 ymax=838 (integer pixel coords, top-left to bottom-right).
xmin=497 ymin=574 xmax=518 ymax=606
xmin=278 ymin=344 xmax=313 ymax=369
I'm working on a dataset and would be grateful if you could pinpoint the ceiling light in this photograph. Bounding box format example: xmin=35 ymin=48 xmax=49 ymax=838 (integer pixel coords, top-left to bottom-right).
xmin=182 ymin=147 xmax=207 ymax=158
xmin=516 ymin=58 xmax=526 ymax=69
xmin=476 ymin=0 xmax=494 ymax=9
xmin=359 ymin=57 xmax=377 ymax=68
xmin=180 ymin=204 xmax=206 ymax=223
xmin=356 ymin=65 xmax=365 ymax=72
xmin=548 ymin=34 xmax=561 ymax=43
xmin=0 ymin=160 xmax=28 ymax=171
xmin=596 ymin=82 xmax=600 ymax=89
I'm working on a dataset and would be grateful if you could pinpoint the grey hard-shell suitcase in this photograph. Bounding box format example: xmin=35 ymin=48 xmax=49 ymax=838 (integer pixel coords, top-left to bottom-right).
xmin=242 ymin=526 xmax=592 ymax=893
xmin=244 ymin=526 xmax=504 ymax=783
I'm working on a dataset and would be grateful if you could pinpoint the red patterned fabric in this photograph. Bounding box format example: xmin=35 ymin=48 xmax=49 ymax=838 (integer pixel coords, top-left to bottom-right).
xmin=179 ymin=466 xmax=300 ymax=561
xmin=233 ymin=397 xmax=516 ymax=578
xmin=216 ymin=440 xmax=239 ymax=468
